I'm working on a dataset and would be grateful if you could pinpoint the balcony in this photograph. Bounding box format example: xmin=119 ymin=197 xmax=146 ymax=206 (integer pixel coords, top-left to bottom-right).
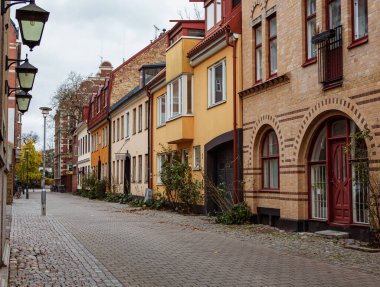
xmin=313 ymin=25 xmax=343 ymax=89
xmin=165 ymin=116 xmax=194 ymax=144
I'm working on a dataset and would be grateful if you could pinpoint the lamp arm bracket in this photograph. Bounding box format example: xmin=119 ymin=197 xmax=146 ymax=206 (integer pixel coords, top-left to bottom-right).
xmin=5 ymin=80 xmax=21 ymax=96
xmin=1 ymin=0 xmax=31 ymax=16
xmin=5 ymin=55 xmax=27 ymax=70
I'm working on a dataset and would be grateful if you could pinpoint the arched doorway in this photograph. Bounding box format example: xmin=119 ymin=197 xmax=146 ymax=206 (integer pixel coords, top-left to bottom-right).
xmin=309 ymin=117 xmax=369 ymax=226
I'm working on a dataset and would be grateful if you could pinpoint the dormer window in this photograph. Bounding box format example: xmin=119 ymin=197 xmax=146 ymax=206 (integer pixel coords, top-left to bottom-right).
xmin=206 ymin=0 xmax=222 ymax=31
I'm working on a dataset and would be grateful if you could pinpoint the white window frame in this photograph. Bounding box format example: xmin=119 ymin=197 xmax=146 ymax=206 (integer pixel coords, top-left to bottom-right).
xmin=157 ymin=154 xmax=165 ymax=185
xmin=208 ymin=59 xmax=226 ymax=107
xmin=193 ymin=146 xmax=201 ymax=170
xmin=157 ymin=94 xmax=166 ymax=127
xmin=166 ymin=74 xmax=193 ymax=120
xmin=125 ymin=112 xmax=130 ymax=138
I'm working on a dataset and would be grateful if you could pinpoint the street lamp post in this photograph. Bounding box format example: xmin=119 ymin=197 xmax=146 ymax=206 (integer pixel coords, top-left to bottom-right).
xmin=25 ymin=147 xmax=30 ymax=199
xmin=40 ymin=106 xmax=51 ymax=216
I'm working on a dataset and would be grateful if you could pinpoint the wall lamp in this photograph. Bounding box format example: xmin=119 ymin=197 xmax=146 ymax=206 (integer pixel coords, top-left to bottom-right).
xmin=1 ymin=0 xmax=50 ymax=51
xmin=4 ymin=81 xmax=32 ymax=114
xmin=4 ymin=55 xmax=37 ymax=93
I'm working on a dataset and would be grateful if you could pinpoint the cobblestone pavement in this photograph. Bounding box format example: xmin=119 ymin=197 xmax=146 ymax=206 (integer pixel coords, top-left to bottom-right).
xmin=9 ymin=191 xmax=380 ymax=287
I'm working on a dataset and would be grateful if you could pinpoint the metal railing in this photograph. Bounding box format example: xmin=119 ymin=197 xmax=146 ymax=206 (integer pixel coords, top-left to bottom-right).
xmin=314 ymin=25 xmax=343 ymax=85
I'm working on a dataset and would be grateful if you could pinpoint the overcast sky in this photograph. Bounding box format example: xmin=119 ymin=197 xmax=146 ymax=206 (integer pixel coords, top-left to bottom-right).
xmin=11 ymin=0 xmax=203 ymax=150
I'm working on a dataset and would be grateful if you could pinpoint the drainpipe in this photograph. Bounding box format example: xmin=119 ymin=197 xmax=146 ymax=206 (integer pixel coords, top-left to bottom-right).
xmin=146 ymin=89 xmax=153 ymax=189
xmin=226 ymin=27 xmax=238 ymax=204
xmin=107 ymin=116 xmax=111 ymax=191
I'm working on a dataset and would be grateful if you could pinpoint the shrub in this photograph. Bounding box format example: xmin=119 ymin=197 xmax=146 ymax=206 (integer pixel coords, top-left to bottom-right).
xmin=81 ymin=174 xmax=106 ymax=200
xmin=160 ymin=146 xmax=202 ymax=212
xmin=216 ymin=202 xmax=252 ymax=225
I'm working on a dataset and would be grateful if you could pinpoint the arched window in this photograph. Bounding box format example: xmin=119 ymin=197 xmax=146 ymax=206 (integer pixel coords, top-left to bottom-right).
xmin=262 ymin=130 xmax=279 ymax=189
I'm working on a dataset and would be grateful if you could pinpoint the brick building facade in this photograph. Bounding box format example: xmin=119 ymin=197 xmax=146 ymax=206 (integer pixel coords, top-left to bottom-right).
xmin=54 ymin=62 xmax=112 ymax=188
xmin=241 ymin=0 xmax=379 ymax=238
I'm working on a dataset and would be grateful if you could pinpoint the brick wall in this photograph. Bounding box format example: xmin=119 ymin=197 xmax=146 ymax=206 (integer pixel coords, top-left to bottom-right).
xmin=109 ymin=35 xmax=167 ymax=105
xmin=241 ymin=0 xmax=380 ymax=224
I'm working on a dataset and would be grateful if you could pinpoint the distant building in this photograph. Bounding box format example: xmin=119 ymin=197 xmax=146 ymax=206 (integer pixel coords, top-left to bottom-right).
xmin=54 ymin=62 xmax=112 ymax=189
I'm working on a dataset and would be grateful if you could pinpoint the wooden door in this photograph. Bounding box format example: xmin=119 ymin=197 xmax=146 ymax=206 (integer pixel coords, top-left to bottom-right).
xmin=330 ymin=139 xmax=350 ymax=224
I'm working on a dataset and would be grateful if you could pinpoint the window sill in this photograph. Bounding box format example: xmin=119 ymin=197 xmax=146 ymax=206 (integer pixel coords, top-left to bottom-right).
xmin=157 ymin=124 xmax=166 ymax=129
xmin=322 ymin=80 xmax=343 ymax=91
xmin=166 ymin=114 xmax=194 ymax=123
xmin=267 ymin=73 xmax=278 ymax=81
xmin=348 ymin=36 xmax=368 ymax=49
xmin=260 ymin=189 xmax=280 ymax=193
xmin=207 ymin=100 xmax=226 ymax=110
xmin=302 ymin=58 xmax=317 ymax=67
xmin=193 ymin=167 xmax=202 ymax=171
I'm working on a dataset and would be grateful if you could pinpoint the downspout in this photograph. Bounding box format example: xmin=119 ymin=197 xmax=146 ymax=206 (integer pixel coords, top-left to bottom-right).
xmin=147 ymin=89 xmax=153 ymax=189
xmin=226 ymin=27 xmax=238 ymax=204
xmin=107 ymin=74 xmax=114 ymax=191
xmin=107 ymin=115 xmax=111 ymax=191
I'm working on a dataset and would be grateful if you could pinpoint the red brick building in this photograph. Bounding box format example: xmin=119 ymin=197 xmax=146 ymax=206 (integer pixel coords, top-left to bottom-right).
xmin=54 ymin=62 xmax=112 ymax=189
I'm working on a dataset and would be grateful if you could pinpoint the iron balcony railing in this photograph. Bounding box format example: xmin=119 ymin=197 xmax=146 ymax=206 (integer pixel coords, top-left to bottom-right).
xmin=312 ymin=25 xmax=343 ymax=86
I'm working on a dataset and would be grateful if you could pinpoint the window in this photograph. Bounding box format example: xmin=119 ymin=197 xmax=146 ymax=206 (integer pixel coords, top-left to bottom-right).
xmin=232 ymin=0 xmax=241 ymax=8
xmin=167 ymin=75 xmax=193 ymax=119
xmin=138 ymin=105 xmax=142 ymax=132
xmin=206 ymin=0 xmax=222 ymax=30
xmin=138 ymin=155 xmax=142 ymax=183
xmin=208 ymin=60 xmax=226 ymax=107
xmin=117 ymin=118 xmax=120 ymax=141
xmin=112 ymin=121 xmax=115 ymax=143
xmin=133 ymin=108 xmax=136 ymax=134
xmin=182 ymin=149 xmax=189 ymax=165
xmin=262 ymin=130 xmax=279 ymax=189
xmin=126 ymin=112 xmax=130 ymax=138
xmin=116 ymin=160 xmax=120 ymax=184
xmin=157 ymin=154 xmax=165 ymax=184
xmin=132 ymin=156 xmax=136 ymax=182
xmin=193 ymin=146 xmax=201 ymax=170
xmin=104 ymin=88 xmax=108 ymax=107
xmin=121 ymin=115 xmax=124 ymax=139
xmin=268 ymin=15 xmax=277 ymax=76
xmin=157 ymin=95 xmax=166 ymax=127
xmin=254 ymin=23 xmax=262 ymax=82
xmin=97 ymin=97 xmax=100 ymax=114
xmin=112 ymin=161 xmax=115 ymax=184
xmin=168 ymin=78 xmax=181 ymax=118
xmin=145 ymin=154 xmax=149 ymax=183
xmin=306 ymin=0 xmax=317 ymax=60
xmin=145 ymin=101 xmax=149 ymax=130
xmin=352 ymin=0 xmax=368 ymax=41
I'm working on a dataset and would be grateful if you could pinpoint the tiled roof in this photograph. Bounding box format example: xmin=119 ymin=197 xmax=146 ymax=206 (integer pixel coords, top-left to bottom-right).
xmin=187 ymin=26 xmax=228 ymax=58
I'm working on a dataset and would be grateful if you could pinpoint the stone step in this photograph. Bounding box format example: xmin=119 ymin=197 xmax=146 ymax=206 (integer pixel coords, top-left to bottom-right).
xmin=315 ymin=230 xmax=350 ymax=239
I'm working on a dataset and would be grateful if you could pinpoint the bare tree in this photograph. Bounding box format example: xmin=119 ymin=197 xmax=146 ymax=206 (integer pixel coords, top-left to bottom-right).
xmin=177 ymin=4 xmax=204 ymax=20
xmin=22 ymin=131 xmax=39 ymax=144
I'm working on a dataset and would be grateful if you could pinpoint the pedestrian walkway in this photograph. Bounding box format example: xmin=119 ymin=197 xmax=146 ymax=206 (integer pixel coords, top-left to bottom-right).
xmin=9 ymin=191 xmax=380 ymax=286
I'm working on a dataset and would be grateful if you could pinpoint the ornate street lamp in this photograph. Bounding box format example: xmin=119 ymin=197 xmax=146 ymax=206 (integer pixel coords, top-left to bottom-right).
xmin=15 ymin=0 xmax=50 ymax=51
xmin=1 ymin=1 xmax=50 ymax=51
xmin=15 ymin=57 xmax=38 ymax=92
xmin=16 ymin=91 xmax=32 ymax=114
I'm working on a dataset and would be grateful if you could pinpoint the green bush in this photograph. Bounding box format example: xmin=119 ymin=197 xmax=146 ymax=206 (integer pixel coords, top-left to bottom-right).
xmin=216 ymin=202 xmax=252 ymax=225
xmin=80 ymin=174 xmax=106 ymax=200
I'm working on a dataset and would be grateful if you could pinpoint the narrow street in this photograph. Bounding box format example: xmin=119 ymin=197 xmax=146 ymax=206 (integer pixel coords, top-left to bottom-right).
xmin=9 ymin=191 xmax=380 ymax=287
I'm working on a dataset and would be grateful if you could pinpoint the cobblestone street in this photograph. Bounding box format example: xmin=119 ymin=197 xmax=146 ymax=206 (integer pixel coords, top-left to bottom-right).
xmin=9 ymin=191 xmax=380 ymax=287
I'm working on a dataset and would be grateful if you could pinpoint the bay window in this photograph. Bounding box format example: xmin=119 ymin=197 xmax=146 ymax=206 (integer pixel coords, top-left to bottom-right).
xmin=167 ymin=74 xmax=193 ymax=119
xmin=306 ymin=0 xmax=317 ymax=61
xmin=208 ymin=59 xmax=226 ymax=107
xmin=352 ymin=0 xmax=368 ymax=41
xmin=206 ymin=0 xmax=222 ymax=31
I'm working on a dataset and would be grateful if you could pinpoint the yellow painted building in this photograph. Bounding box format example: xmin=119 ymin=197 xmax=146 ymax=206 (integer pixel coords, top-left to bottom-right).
xmin=150 ymin=0 xmax=244 ymax=213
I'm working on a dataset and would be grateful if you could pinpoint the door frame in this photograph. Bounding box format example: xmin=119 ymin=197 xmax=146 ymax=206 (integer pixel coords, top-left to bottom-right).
xmin=308 ymin=116 xmax=353 ymax=226
xmin=124 ymin=154 xmax=131 ymax=194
